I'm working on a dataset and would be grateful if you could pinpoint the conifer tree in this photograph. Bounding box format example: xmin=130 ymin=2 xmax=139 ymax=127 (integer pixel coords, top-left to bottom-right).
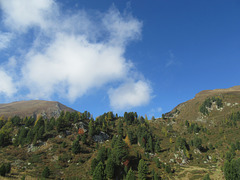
xmin=90 ymin=158 xmax=99 ymax=175
xmin=93 ymin=162 xmax=105 ymax=180
xmin=5 ymin=163 xmax=11 ymax=174
xmin=126 ymin=168 xmax=135 ymax=180
xmin=88 ymin=119 xmax=95 ymax=138
xmin=0 ymin=164 xmax=6 ymax=176
xmin=105 ymin=156 xmax=115 ymax=179
xmin=138 ymin=159 xmax=148 ymax=180
xmin=72 ymin=140 xmax=81 ymax=154
xmin=42 ymin=166 xmax=50 ymax=178
xmin=113 ymin=136 xmax=129 ymax=165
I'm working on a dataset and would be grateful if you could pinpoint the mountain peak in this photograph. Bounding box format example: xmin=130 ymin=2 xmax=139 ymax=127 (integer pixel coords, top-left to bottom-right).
xmin=0 ymin=100 xmax=76 ymax=119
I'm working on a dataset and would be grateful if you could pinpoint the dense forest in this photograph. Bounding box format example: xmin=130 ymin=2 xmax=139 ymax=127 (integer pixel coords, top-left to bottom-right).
xmin=1 ymin=95 xmax=240 ymax=179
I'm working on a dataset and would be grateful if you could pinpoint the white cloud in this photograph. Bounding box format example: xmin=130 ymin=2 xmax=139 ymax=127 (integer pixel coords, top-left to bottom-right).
xmin=103 ymin=7 xmax=142 ymax=46
xmin=0 ymin=0 xmax=56 ymax=31
xmin=0 ymin=32 xmax=12 ymax=50
xmin=0 ymin=1 xmax=152 ymax=109
xmin=108 ymin=80 xmax=152 ymax=110
xmin=22 ymin=33 xmax=130 ymax=101
xmin=0 ymin=69 xmax=16 ymax=97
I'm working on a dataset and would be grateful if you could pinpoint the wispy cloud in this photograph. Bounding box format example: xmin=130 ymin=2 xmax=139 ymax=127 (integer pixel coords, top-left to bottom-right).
xmin=0 ymin=32 xmax=13 ymax=50
xmin=165 ymin=51 xmax=176 ymax=68
xmin=0 ymin=0 xmax=152 ymax=110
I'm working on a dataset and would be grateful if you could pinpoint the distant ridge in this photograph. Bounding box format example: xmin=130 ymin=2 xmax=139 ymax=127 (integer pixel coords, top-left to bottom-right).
xmin=0 ymin=100 xmax=76 ymax=119
xmin=164 ymin=85 xmax=240 ymax=121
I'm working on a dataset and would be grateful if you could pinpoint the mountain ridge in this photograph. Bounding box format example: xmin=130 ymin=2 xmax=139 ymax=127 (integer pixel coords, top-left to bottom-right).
xmin=164 ymin=85 xmax=240 ymax=121
xmin=0 ymin=100 xmax=76 ymax=119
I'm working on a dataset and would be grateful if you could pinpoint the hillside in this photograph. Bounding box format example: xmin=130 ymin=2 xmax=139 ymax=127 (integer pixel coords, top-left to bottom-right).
xmin=1 ymin=87 xmax=240 ymax=179
xmin=0 ymin=100 xmax=76 ymax=119
xmin=164 ymin=86 xmax=240 ymax=122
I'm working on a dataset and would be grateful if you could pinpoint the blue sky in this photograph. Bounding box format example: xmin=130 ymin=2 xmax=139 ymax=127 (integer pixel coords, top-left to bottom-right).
xmin=0 ymin=0 xmax=239 ymax=118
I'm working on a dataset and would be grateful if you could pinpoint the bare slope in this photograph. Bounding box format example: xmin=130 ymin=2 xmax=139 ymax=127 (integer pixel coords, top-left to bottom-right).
xmin=0 ymin=100 xmax=76 ymax=119
xmin=164 ymin=86 xmax=240 ymax=122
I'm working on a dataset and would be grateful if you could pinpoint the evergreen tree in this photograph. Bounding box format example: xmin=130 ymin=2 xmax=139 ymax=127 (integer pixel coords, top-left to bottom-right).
xmin=88 ymin=119 xmax=95 ymax=138
xmin=42 ymin=166 xmax=50 ymax=178
xmin=126 ymin=168 xmax=135 ymax=180
xmin=153 ymin=172 xmax=159 ymax=180
xmin=224 ymin=158 xmax=240 ymax=180
xmin=203 ymin=174 xmax=211 ymax=180
xmin=93 ymin=162 xmax=105 ymax=180
xmin=72 ymin=140 xmax=81 ymax=154
xmin=113 ymin=136 xmax=129 ymax=165
xmin=91 ymin=158 xmax=99 ymax=175
xmin=26 ymin=129 xmax=34 ymax=144
xmin=155 ymin=140 xmax=161 ymax=153
xmin=147 ymin=136 xmax=153 ymax=153
xmin=111 ymin=135 xmax=117 ymax=148
xmin=5 ymin=163 xmax=11 ymax=174
xmin=0 ymin=133 xmax=5 ymax=147
xmin=0 ymin=164 xmax=6 ymax=176
xmin=117 ymin=120 xmax=123 ymax=137
xmin=97 ymin=146 xmax=107 ymax=163
xmin=105 ymin=156 xmax=115 ymax=179
xmin=138 ymin=159 xmax=148 ymax=180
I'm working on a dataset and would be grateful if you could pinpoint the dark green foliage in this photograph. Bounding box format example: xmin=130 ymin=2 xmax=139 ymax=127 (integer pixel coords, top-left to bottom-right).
xmin=26 ymin=129 xmax=34 ymax=144
xmin=42 ymin=166 xmax=50 ymax=178
xmin=81 ymin=134 xmax=87 ymax=144
xmin=97 ymin=146 xmax=107 ymax=163
xmin=126 ymin=168 xmax=135 ymax=180
xmin=209 ymin=143 xmax=214 ymax=150
xmin=56 ymin=116 xmax=68 ymax=132
xmin=154 ymin=173 xmax=159 ymax=180
xmin=124 ymin=112 xmax=138 ymax=125
xmin=224 ymin=158 xmax=240 ymax=180
xmin=93 ymin=161 xmax=105 ymax=180
xmin=0 ymin=164 xmax=6 ymax=176
xmin=72 ymin=140 xmax=81 ymax=154
xmin=105 ymin=156 xmax=115 ymax=179
xmin=203 ymin=173 xmax=211 ymax=180
xmin=165 ymin=164 xmax=171 ymax=174
xmin=88 ymin=119 xmax=95 ymax=138
xmin=225 ymin=151 xmax=235 ymax=162
xmin=138 ymin=159 xmax=148 ymax=180
xmin=0 ymin=133 xmax=5 ymax=147
xmin=200 ymin=98 xmax=212 ymax=115
xmin=192 ymin=137 xmax=202 ymax=150
xmin=91 ymin=158 xmax=99 ymax=175
xmin=211 ymin=96 xmax=223 ymax=108
xmin=185 ymin=120 xmax=189 ymax=127
xmin=236 ymin=141 xmax=240 ymax=150
xmin=112 ymin=136 xmax=129 ymax=165
xmin=5 ymin=163 xmax=11 ymax=174
xmin=228 ymin=111 xmax=240 ymax=126
xmin=153 ymin=157 xmax=161 ymax=168
xmin=155 ymin=140 xmax=161 ymax=153
xmin=117 ymin=120 xmax=124 ymax=136
xmin=25 ymin=117 xmax=35 ymax=127
xmin=11 ymin=116 xmax=22 ymax=126
xmin=200 ymin=97 xmax=223 ymax=115
xmin=127 ymin=130 xmax=137 ymax=145
xmin=176 ymin=137 xmax=188 ymax=150
xmin=111 ymin=135 xmax=117 ymax=148
xmin=187 ymin=123 xmax=203 ymax=133
xmin=0 ymin=120 xmax=5 ymax=129
xmin=137 ymin=125 xmax=156 ymax=152
xmin=17 ymin=127 xmax=28 ymax=145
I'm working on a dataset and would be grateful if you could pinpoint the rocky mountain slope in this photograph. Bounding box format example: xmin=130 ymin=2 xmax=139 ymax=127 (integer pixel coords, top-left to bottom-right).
xmin=0 ymin=100 xmax=76 ymax=119
xmin=164 ymin=86 xmax=240 ymax=122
